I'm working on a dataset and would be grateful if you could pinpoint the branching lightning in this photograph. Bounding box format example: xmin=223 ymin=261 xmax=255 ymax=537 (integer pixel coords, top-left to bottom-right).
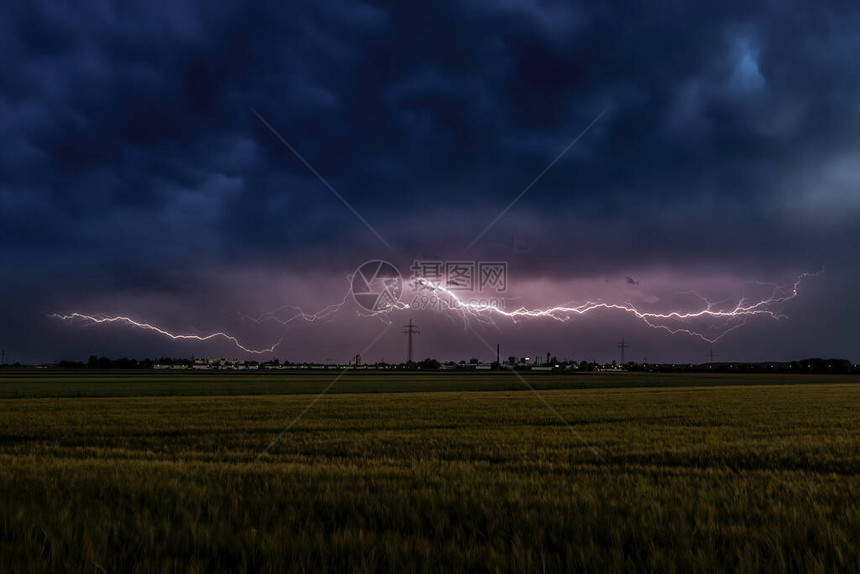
xmin=48 ymin=312 xmax=288 ymax=354
xmin=235 ymin=291 xmax=351 ymax=326
xmin=51 ymin=271 xmax=820 ymax=354
xmin=49 ymin=291 xmax=354 ymax=354
xmin=402 ymin=271 xmax=820 ymax=343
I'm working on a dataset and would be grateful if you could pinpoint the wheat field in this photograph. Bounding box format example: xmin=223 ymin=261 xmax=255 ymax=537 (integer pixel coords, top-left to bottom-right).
xmin=1 ymin=372 xmax=859 ymax=572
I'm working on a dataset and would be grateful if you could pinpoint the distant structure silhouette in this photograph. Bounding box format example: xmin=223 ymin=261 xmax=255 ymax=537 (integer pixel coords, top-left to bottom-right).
xmin=617 ymin=338 xmax=629 ymax=366
xmin=402 ymin=319 xmax=419 ymax=363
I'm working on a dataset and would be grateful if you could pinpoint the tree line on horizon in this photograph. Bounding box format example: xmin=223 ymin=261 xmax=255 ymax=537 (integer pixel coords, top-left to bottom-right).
xmin=1 ymin=355 xmax=856 ymax=374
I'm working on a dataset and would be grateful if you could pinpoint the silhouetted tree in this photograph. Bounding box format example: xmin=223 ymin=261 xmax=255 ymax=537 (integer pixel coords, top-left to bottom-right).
xmin=419 ymin=358 xmax=440 ymax=370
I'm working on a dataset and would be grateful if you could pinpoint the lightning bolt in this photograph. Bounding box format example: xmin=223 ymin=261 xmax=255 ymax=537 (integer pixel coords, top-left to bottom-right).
xmin=402 ymin=271 xmax=820 ymax=343
xmin=50 ymin=290 xmax=355 ymax=354
xmin=47 ymin=312 xmax=287 ymax=354
xmin=234 ymin=291 xmax=351 ymax=325
xmin=50 ymin=270 xmax=820 ymax=354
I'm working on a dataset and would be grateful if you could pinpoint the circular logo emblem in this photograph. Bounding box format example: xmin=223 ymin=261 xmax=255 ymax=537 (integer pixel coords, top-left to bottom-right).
xmin=351 ymin=260 xmax=402 ymax=312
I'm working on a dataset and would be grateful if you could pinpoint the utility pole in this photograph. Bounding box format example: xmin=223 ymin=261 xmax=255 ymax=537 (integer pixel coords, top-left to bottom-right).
xmin=617 ymin=338 xmax=629 ymax=366
xmin=496 ymin=343 xmax=500 ymax=365
xmin=402 ymin=319 xmax=419 ymax=364
xmin=1 ymin=349 xmax=4 ymax=366
xmin=709 ymin=349 xmax=715 ymax=363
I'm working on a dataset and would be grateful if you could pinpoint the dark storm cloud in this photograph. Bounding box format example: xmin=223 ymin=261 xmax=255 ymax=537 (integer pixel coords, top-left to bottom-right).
xmin=2 ymin=0 xmax=859 ymax=361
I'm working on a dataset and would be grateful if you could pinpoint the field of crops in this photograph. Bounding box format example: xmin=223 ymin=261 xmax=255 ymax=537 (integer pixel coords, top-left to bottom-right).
xmin=1 ymin=372 xmax=859 ymax=572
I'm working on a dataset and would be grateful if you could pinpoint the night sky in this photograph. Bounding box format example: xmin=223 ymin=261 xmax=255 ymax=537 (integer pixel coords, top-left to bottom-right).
xmin=1 ymin=1 xmax=858 ymax=364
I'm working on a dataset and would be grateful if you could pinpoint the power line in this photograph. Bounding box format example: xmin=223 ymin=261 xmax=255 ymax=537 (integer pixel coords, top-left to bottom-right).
xmin=402 ymin=319 xmax=419 ymax=364
xmin=617 ymin=337 xmax=629 ymax=365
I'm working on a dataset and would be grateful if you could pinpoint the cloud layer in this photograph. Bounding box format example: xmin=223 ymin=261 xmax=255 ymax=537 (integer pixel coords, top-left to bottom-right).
xmin=1 ymin=1 xmax=858 ymax=362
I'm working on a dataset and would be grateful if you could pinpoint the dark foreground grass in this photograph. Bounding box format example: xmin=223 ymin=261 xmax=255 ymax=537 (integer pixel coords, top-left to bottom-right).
xmin=1 ymin=376 xmax=859 ymax=572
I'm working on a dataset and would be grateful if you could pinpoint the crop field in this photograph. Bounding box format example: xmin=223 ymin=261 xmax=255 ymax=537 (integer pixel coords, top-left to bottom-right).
xmin=1 ymin=372 xmax=860 ymax=572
